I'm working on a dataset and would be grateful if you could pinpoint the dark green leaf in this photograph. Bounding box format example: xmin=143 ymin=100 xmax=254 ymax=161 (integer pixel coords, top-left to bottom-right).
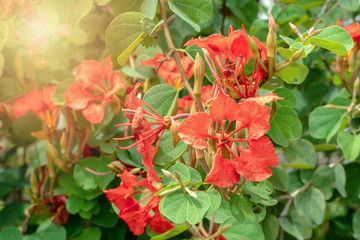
xmin=220 ymin=218 xmax=265 ymax=240
xmin=150 ymin=225 xmax=188 ymax=240
xmin=262 ymin=214 xmax=279 ymax=240
xmin=206 ymin=189 xmax=222 ymax=216
xmin=243 ymin=181 xmax=277 ymax=206
xmin=279 ymin=209 xmax=312 ymax=240
xmin=26 ymin=225 xmax=66 ymax=240
xmin=143 ymin=84 xmax=179 ymax=117
xmin=269 ymin=167 xmax=289 ymax=191
xmin=66 ymin=194 xmax=83 ymax=214
xmin=73 ymin=227 xmax=101 ymax=240
xmin=273 ymin=88 xmax=297 ymax=108
xmin=229 ymin=195 xmax=266 ymax=223
xmin=0 ymin=228 xmax=22 ymax=240
xmin=312 ymin=165 xmax=334 ymax=200
xmin=353 ymin=209 xmax=360 ymax=238
xmin=334 ymin=164 xmax=347 ymax=198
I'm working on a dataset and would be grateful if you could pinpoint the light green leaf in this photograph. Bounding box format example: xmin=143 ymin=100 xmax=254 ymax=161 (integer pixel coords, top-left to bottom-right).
xmin=334 ymin=164 xmax=347 ymax=198
xmin=312 ymin=165 xmax=334 ymax=200
xmin=337 ymin=132 xmax=360 ymax=161
xmin=160 ymin=192 xmax=210 ymax=224
xmin=269 ymin=167 xmax=289 ymax=191
xmin=279 ymin=210 xmax=312 ymax=240
xmin=162 ymin=163 xmax=190 ymax=186
xmin=283 ymin=139 xmax=316 ymax=169
xmin=105 ymin=12 xmax=146 ymax=65
xmin=206 ymin=189 xmax=222 ymax=216
xmin=273 ymin=88 xmax=297 ymax=108
xmin=268 ymin=107 xmax=302 ymax=147
xmin=74 ymin=156 xmax=115 ymax=190
xmin=150 ymin=225 xmax=188 ymax=240
xmin=294 ymin=187 xmax=326 ymax=226
xmin=229 ymin=195 xmax=266 ymax=224
xmin=353 ymin=209 xmax=360 ymax=238
xmin=338 ymin=0 xmax=360 ymax=12
xmin=25 ymin=225 xmax=66 ymax=240
xmin=220 ymin=219 xmax=265 ymax=240
xmin=143 ymin=84 xmax=179 ymax=117
xmin=0 ymin=228 xmax=22 ymax=240
xmin=309 ymin=107 xmax=348 ymax=142
xmin=168 ymin=0 xmax=213 ymax=32
xmin=66 ymin=194 xmax=83 ymax=214
xmin=110 ymin=0 xmax=157 ymax=19
xmin=306 ymin=25 xmax=354 ymax=55
xmin=243 ymin=181 xmax=277 ymax=206
xmin=154 ymin=131 xmax=188 ymax=166
xmin=276 ymin=63 xmax=309 ymax=84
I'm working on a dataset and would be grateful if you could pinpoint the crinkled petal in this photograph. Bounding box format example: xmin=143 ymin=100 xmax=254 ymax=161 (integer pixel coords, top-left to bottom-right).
xmin=125 ymin=83 xmax=145 ymax=111
xmin=205 ymin=149 xmax=240 ymax=187
xmin=149 ymin=208 xmax=175 ymax=233
xmin=243 ymin=93 xmax=283 ymax=105
xmin=235 ymin=136 xmax=278 ymax=181
xmin=178 ymin=112 xmax=212 ymax=149
xmin=209 ymin=90 xmax=239 ymax=121
xmin=236 ymin=101 xmax=270 ymax=139
xmin=137 ymin=141 xmax=161 ymax=183
xmin=231 ymin=33 xmax=253 ymax=63
xmin=65 ymin=83 xmax=97 ymax=110
xmin=82 ymin=102 xmax=106 ymax=124
xmin=75 ymin=60 xmax=103 ymax=87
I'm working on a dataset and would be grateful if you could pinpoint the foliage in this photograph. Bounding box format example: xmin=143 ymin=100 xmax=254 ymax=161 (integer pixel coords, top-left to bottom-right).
xmin=0 ymin=0 xmax=360 ymax=240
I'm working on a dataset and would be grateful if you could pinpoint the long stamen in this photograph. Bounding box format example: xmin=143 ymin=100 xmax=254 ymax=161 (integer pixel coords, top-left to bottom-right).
xmin=251 ymin=62 xmax=262 ymax=97
xmin=225 ymin=142 xmax=238 ymax=158
xmin=249 ymin=60 xmax=258 ymax=97
xmin=142 ymin=101 xmax=163 ymax=120
xmin=227 ymin=125 xmax=244 ymax=138
xmin=113 ymin=135 xmax=135 ymax=141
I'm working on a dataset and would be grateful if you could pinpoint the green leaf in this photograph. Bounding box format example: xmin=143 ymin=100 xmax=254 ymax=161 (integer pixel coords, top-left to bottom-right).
xmin=66 ymin=194 xmax=83 ymax=214
xmin=276 ymin=63 xmax=309 ymax=84
xmin=338 ymin=0 xmax=360 ymax=11
xmin=229 ymin=195 xmax=266 ymax=224
xmin=283 ymin=139 xmax=316 ymax=169
xmin=154 ymin=130 xmax=188 ymax=166
xmin=74 ymin=156 xmax=115 ymax=190
xmin=220 ymin=219 xmax=265 ymax=240
xmin=294 ymin=187 xmax=326 ymax=226
xmin=305 ymin=26 xmax=354 ymax=55
xmin=28 ymin=141 xmax=47 ymax=167
xmin=273 ymin=88 xmax=296 ymax=108
xmin=279 ymin=34 xmax=294 ymax=45
xmin=279 ymin=209 xmax=312 ymax=240
xmin=337 ymin=132 xmax=360 ymax=161
xmin=168 ymin=0 xmax=213 ymax=32
xmin=99 ymin=141 xmax=117 ymax=154
xmin=312 ymin=165 xmax=334 ymax=200
xmin=262 ymin=214 xmax=279 ymax=240
xmin=0 ymin=228 xmax=22 ymax=240
xmin=309 ymin=107 xmax=348 ymax=142
xmin=269 ymin=167 xmax=289 ymax=191
xmin=143 ymin=84 xmax=179 ymax=117
xmin=160 ymin=192 xmax=210 ymax=224
xmin=81 ymin=198 xmax=97 ymax=212
xmin=51 ymin=78 xmax=76 ymax=105
xmin=105 ymin=12 xmax=146 ymax=65
xmin=334 ymin=164 xmax=347 ymax=198
xmin=206 ymin=189 xmax=222 ymax=216
xmin=268 ymin=107 xmax=302 ymax=147
xmin=91 ymin=197 xmax=118 ymax=228
xmin=353 ymin=209 xmax=360 ymax=238
xmin=0 ymin=20 xmax=9 ymax=51
xmin=110 ymin=0 xmax=157 ymax=19
xmin=150 ymin=225 xmax=188 ymax=240
xmin=73 ymin=227 xmax=101 ymax=240
xmin=162 ymin=163 xmax=190 ymax=186
xmin=243 ymin=181 xmax=277 ymax=206
xmin=25 ymin=225 xmax=66 ymax=240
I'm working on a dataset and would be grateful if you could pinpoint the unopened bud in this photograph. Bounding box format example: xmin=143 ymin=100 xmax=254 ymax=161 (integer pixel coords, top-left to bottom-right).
xmin=30 ymin=170 xmax=38 ymax=195
xmin=307 ymin=26 xmax=314 ymax=36
xmin=268 ymin=14 xmax=276 ymax=32
xmin=161 ymin=169 xmax=178 ymax=182
xmin=290 ymin=48 xmax=305 ymax=63
xmin=248 ymin=36 xmax=260 ymax=60
xmin=144 ymin=78 xmax=151 ymax=93
xmin=107 ymin=161 xmax=126 ymax=173
xmin=60 ymin=132 xmax=67 ymax=163
xmin=289 ymin=23 xmax=303 ymax=41
xmin=309 ymin=29 xmax=322 ymax=37
xmin=46 ymin=142 xmax=64 ymax=171
xmin=348 ymin=53 xmax=354 ymax=75
xmin=194 ymin=53 xmax=205 ymax=95
xmin=266 ymin=27 xmax=277 ymax=59
xmin=356 ymin=51 xmax=360 ymax=68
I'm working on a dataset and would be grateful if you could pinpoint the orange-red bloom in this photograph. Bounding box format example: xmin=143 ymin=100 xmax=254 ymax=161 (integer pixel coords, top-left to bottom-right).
xmin=184 ymin=26 xmax=268 ymax=99
xmin=65 ymin=57 xmax=125 ymax=124
xmin=141 ymin=53 xmax=194 ymax=89
xmin=104 ymin=170 xmax=174 ymax=235
xmin=12 ymin=85 xmax=61 ymax=128
xmin=178 ymin=91 xmax=278 ymax=187
xmin=342 ymin=22 xmax=360 ymax=44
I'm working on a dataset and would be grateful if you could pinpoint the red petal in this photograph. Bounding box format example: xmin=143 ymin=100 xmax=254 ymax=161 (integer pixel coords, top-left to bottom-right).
xmin=236 ymin=101 xmax=270 ymax=139
xmin=243 ymin=93 xmax=283 ymax=105
xmin=125 ymin=83 xmax=145 ymax=110
xmin=119 ymin=207 xmax=150 ymax=235
xmin=75 ymin=60 xmax=102 ymax=88
xmin=178 ymin=112 xmax=212 ymax=149
xmin=65 ymin=83 xmax=96 ymax=110
xmin=13 ymin=88 xmax=42 ymax=118
xmin=205 ymin=149 xmax=240 ymax=187
xmin=149 ymin=208 xmax=175 ymax=233
xmin=231 ymin=33 xmax=253 ymax=63
xmin=137 ymin=141 xmax=161 ymax=183
xmin=209 ymin=90 xmax=239 ymax=121
xmin=235 ymin=136 xmax=278 ymax=181
xmin=82 ymin=102 xmax=105 ymax=124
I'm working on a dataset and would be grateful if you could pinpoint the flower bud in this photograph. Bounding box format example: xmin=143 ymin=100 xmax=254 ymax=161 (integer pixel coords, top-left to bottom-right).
xmin=30 ymin=170 xmax=38 ymax=196
xmin=248 ymin=36 xmax=261 ymax=60
xmin=194 ymin=53 xmax=205 ymax=95
xmin=289 ymin=23 xmax=303 ymax=41
xmin=266 ymin=27 xmax=277 ymax=59
xmin=290 ymin=48 xmax=305 ymax=63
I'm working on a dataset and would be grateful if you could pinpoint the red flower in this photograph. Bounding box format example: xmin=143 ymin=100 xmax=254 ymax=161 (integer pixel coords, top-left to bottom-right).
xmin=177 ymin=85 xmax=213 ymax=114
xmin=178 ymin=91 xmax=278 ymax=187
xmin=65 ymin=57 xmax=125 ymax=124
xmin=141 ymin=53 xmax=194 ymax=89
xmin=114 ymin=84 xmax=171 ymax=183
xmin=104 ymin=170 xmax=174 ymax=235
xmin=342 ymin=22 xmax=360 ymax=44
xmin=12 ymin=85 xmax=61 ymax=128
xmin=184 ymin=26 xmax=268 ymax=99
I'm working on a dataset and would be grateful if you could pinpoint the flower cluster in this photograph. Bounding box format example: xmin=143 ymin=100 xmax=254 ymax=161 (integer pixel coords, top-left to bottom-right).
xmin=104 ymin=170 xmax=174 ymax=235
